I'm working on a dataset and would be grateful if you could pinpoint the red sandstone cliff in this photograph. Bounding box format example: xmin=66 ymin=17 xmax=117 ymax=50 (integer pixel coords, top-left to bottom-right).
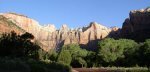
xmin=0 ymin=15 xmax=24 ymax=34
xmin=1 ymin=12 xmax=119 ymax=51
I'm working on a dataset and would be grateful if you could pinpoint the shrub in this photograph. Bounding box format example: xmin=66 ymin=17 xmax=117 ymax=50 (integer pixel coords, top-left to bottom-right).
xmin=0 ymin=57 xmax=71 ymax=72
xmin=0 ymin=57 xmax=30 ymax=72
xmin=57 ymin=50 xmax=72 ymax=65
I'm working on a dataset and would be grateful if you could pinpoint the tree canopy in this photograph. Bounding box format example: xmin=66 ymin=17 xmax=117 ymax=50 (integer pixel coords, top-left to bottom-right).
xmin=0 ymin=31 xmax=40 ymax=59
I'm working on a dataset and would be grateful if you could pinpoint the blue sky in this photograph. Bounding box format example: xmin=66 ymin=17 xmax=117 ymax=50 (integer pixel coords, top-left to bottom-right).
xmin=0 ymin=0 xmax=149 ymax=29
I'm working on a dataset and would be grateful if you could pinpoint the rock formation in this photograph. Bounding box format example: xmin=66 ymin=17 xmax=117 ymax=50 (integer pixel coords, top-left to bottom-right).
xmin=0 ymin=15 xmax=24 ymax=34
xmin=121 ymin=8 xmax=150 ymax=42
xmin=1 ymin=12 xmax=119 ymax=51
xmin=1 ymin=7 xmax=149 ymax=51
xmin=1 ymin=13 xmax=43 ymax=38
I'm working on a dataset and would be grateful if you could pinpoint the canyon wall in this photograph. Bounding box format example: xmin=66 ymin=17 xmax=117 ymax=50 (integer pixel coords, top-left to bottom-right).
xmin=1 ymin=7 xmax=150 ymax=51
xmin=121 ymin=8 xmax=150 ymax=42
xmin=0 ymin=15 xmax=24 ymax=34
xmin=1 ymin=13 xmax=119 ymax=51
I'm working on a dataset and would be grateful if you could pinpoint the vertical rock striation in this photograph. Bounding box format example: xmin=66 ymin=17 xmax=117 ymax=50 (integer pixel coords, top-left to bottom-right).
xmin=1 ymin=12 xmax=119 ymax=51
xmin=121 ymin=8 xmax=150 ymax=42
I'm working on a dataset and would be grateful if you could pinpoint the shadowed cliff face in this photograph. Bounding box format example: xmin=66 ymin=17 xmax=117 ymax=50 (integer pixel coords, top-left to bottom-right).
xmin=1 ymin=13 xmax=119 ymax=51
xmin=121 ymin=8 xmax=150 ymax=42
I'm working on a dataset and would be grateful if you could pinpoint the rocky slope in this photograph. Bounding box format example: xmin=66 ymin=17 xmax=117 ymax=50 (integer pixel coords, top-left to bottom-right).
xmin=121 ymin=8 xmax=150 ymax=42
xmin=0 ymin=15 xmax=24 ymax=35
xmin=1 ymin=12 xmax=119 ymax=51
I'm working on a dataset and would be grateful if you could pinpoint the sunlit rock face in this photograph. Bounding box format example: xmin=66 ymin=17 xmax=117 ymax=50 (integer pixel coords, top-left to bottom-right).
xmin=2 ymin=13 xmax=119 ymax=51
xmin=121 ymin=8 xmax=150 ymax=42
xmin=2 ymin=13 xmax=42 ymax=38
xmin=2 ymin=8 xmax=150 ymax=50
xmin=0 ymin=15 xmax=25 ymax=35
xmin=2 ymin=13 xmax=56 ymax=51
xmin=80 ymin=22 xmax=111 ymax=44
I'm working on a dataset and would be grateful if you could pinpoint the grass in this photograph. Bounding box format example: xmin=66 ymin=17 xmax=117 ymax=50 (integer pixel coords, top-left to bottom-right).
xmin=98 ymin=67 xmax=149 ymax=72
xmin=73 ymin=67 xmax=149 ymax=72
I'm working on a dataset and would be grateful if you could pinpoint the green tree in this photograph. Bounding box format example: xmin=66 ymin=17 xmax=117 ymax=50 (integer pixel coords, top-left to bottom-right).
xmin=97 ymin=38 xmax=139 ymax=66
xmin=85 ymin=51 xmax=98 ymax=67
xmin=115 ymin=39 xmax=139 ymax=66
xmin=0 ymin=31 xmax=40 ymax=59
xmin=59 ymin=44 xmax=88 ymax=67
xmin=97 ymin=38 xmax=124 ymax=66
xmin=48 ymin=49 xmax=58 ymax=61
xmin=138 ymin=39 xmax=150 ymax=67
xmin=20 ymin=32 xmax=34 ymax=40
xmin=57 ymin=50 xmax=72 ymax=65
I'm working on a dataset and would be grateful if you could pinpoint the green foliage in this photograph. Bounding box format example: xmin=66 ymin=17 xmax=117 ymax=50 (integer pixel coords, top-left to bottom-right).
xmin=38 ymin=49 xmax=47 ymax=60
xmin=85 ymin=51 xmax=98 ymax=67
xmin=0 ymin=57 xmax=30 ymax=72
xmin=58 ymin=44 xmax=88 ymax=67
xmin=0 ymin=57 xmax=71 ymax=72
xmin=71 ymin=57 xmax=87 ymax=68
xmin=0 ymin=31 xmax=40 ymax=59
xmin=0 ymin=31 xmax=71 ymax=72
xmin=97 ymin=38 xmax=140 ymax=66
xmin=21 ymin=32 xmax=34 ymax=40
xmin=61 ymin=44 xmax=81 ymax=54
xmin=138 ymin=39 xmax=150 ymax=67
xmin=1 ymin=31 xmax=150 ymax=69
xmin=116 ymin=39 xmax=139 ymax=66
xmin=98 ymin=38 xmax=124 ymax=63
xmin=57 ymin=50 xmax=72 ymax=65
xmin=28 ymin=59 xmax=71 ymax=72
xmin=48 ymin=49 xmax=58 ymax=61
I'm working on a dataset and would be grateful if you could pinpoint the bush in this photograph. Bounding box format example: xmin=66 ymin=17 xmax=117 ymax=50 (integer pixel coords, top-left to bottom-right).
xmin=48 ymin=49 xmax=58 ymax=61
xmin=57 ymin=50 xmax=72 ymax=65
xmin=0 ymin=57 xmax=71 ymax=72
xmin=0 ymin=57 xmax=30 ymax=72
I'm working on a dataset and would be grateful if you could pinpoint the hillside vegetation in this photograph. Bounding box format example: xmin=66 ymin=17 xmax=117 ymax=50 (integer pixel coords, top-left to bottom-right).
xmin=0 ymin=31 xmax=71 ymax=72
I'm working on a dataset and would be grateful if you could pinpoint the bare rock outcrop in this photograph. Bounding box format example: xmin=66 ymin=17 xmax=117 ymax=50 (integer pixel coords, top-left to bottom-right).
xmin=80 ymin=22 xmax=111 ymax=44
xmin=2 ymin=13 xmax=56 ymax=51
xmin=79 ymin=22 xmax=112 ymax=50
xmin=2 ymin=13 xmax=42 ymax=38
xmin=0 ymin=15 xmax=24 ymax=34
xmin=1 ymin=13 xmax=118 ymax=51
xmin=121 ymin=8 xmax=150 ymax=41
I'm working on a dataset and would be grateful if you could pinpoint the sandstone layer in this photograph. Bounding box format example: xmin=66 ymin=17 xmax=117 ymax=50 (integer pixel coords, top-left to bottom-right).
xmin=0 ymin=15 xmax=24 ymax=34
xmin=1 ymin=12 xmax=119 ymax=51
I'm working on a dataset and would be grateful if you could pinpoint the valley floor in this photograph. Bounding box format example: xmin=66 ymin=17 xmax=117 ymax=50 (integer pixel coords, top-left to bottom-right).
xmin=72 ymin=68 xmax=107 ymax=72
xmin=72 ymin=67 xmax=149 ymax=72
